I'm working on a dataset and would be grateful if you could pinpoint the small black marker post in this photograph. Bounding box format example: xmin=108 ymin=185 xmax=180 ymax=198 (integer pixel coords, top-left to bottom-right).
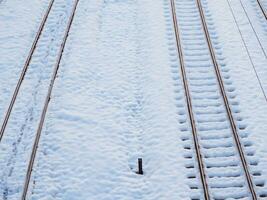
xmin=137 ymin=158 xmax=143 ymax=175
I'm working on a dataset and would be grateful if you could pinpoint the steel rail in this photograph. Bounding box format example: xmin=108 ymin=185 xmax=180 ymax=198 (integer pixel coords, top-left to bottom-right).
xmin=226 ymin=0 xmax=267 ymax=102
xmin=0 ymin=0 xmax=55 ymax=142
xmin=195 ymin=0 xmax=258 ymax=199
xmin=170 ymin=0 xmax=211 ymax=199
xmin=256 ymin=0 xmax=267 ymax=20
xmin=21 ymin=0 xmax=80 ymax=199
xmin=239 ymin=0 xmax=267 ymax=59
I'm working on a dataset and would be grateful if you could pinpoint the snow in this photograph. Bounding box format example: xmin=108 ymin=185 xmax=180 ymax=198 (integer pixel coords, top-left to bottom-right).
xmin=29 ymin=1 xmax=191 ymax=199
xmin=0 ymin=0 xmax=48 ymax=127
xmin=0 ymin=0 xmax=267 ymax=199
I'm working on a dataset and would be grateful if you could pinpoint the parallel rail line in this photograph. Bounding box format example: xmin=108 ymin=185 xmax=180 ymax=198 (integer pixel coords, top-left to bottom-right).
xmin=0 ymin=0 xmax=259 ymax=199
xmin=170 ymin=0 xmax=258 ymax=199
xmin=226 ymin=0 xmax=267 ymax=100
xmin=0 ymin=0 xmax=55 ymax=142
xmin=239 ymin=0 xmax=267 ymax=59
xmin=21 ymin=0 xmax=80 ymax=199
xmin=170 ymin=0 xmax=210 ymax=199
xmin=257 ymin=0 xmax=267 ymax=20
xmin=196 ymin=0 xmax=258 ymax=198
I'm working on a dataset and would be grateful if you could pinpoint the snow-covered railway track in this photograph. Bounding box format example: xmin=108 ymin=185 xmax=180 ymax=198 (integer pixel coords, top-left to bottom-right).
xmin=21 ymin=0 xmax=80 ymax=199
xmin=0 ymin=0 xmax=79 ymax=199
xmin=0 ymin=0 xmax=55 ymax=141
xmin=170 ymin=0 xmax=259 ymax=199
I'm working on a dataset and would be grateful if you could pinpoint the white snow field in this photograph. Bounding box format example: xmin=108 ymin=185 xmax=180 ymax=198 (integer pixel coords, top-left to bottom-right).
xmin=0 ymin=0 xmax=267 ymax=199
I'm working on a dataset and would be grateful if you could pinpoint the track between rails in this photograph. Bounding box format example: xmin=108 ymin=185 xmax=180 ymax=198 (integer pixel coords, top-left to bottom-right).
xmin=0 ymin=0 xmax=55 ymax=142
xmin=20 ymin=0 xmax=80 ymax=199
xmin=170 ymin=0 xmax=258 ymax=199
xmin=170 ymin=0 xmax=210 ymax=199
xmin=20 ymin=0 xmax=79 ymax=199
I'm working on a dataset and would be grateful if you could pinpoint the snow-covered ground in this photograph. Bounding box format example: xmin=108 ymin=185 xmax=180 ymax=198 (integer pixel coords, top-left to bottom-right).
xmin=29 ymin=1 xmax=192 ymax=199
xmin=0 ymin=0 xmax=48 ymax=127
xmin=0 ymin=0 xmax=267 ymax=199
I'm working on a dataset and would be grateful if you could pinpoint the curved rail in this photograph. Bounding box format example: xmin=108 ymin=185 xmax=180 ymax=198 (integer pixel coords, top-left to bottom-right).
xmin=0 ymin=0 xmax=55 ymax=142
xmin=195 ymin=0 xmax=258 ymax=199
xmin=170 ymin=0 xmax=211 ymax=199
xmin=21 ymin=0 xmax=80 ymax=199
xmin=257 ymin=0 xmax=267 ymax=20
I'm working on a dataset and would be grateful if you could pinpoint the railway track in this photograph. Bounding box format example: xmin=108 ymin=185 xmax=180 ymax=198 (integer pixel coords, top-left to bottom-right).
xmin=0 ymin=0 xmax=265 ymax=199
xmin=21 ymin=0 xmax=80 ymax=199
xmin=0 ymin=0 xmax=79 ymax=199
xmin=0 ymin=0 xmax=55 ymax=141
xmin=170 ymin=0 xmax=210 ymax=199
xmin=170 ymin=0 xmax=259 ymax=199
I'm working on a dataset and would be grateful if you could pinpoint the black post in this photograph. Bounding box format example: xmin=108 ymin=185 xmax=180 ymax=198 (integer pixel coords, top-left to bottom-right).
xmin=138 ymin=158 xmax=143 ymax=175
